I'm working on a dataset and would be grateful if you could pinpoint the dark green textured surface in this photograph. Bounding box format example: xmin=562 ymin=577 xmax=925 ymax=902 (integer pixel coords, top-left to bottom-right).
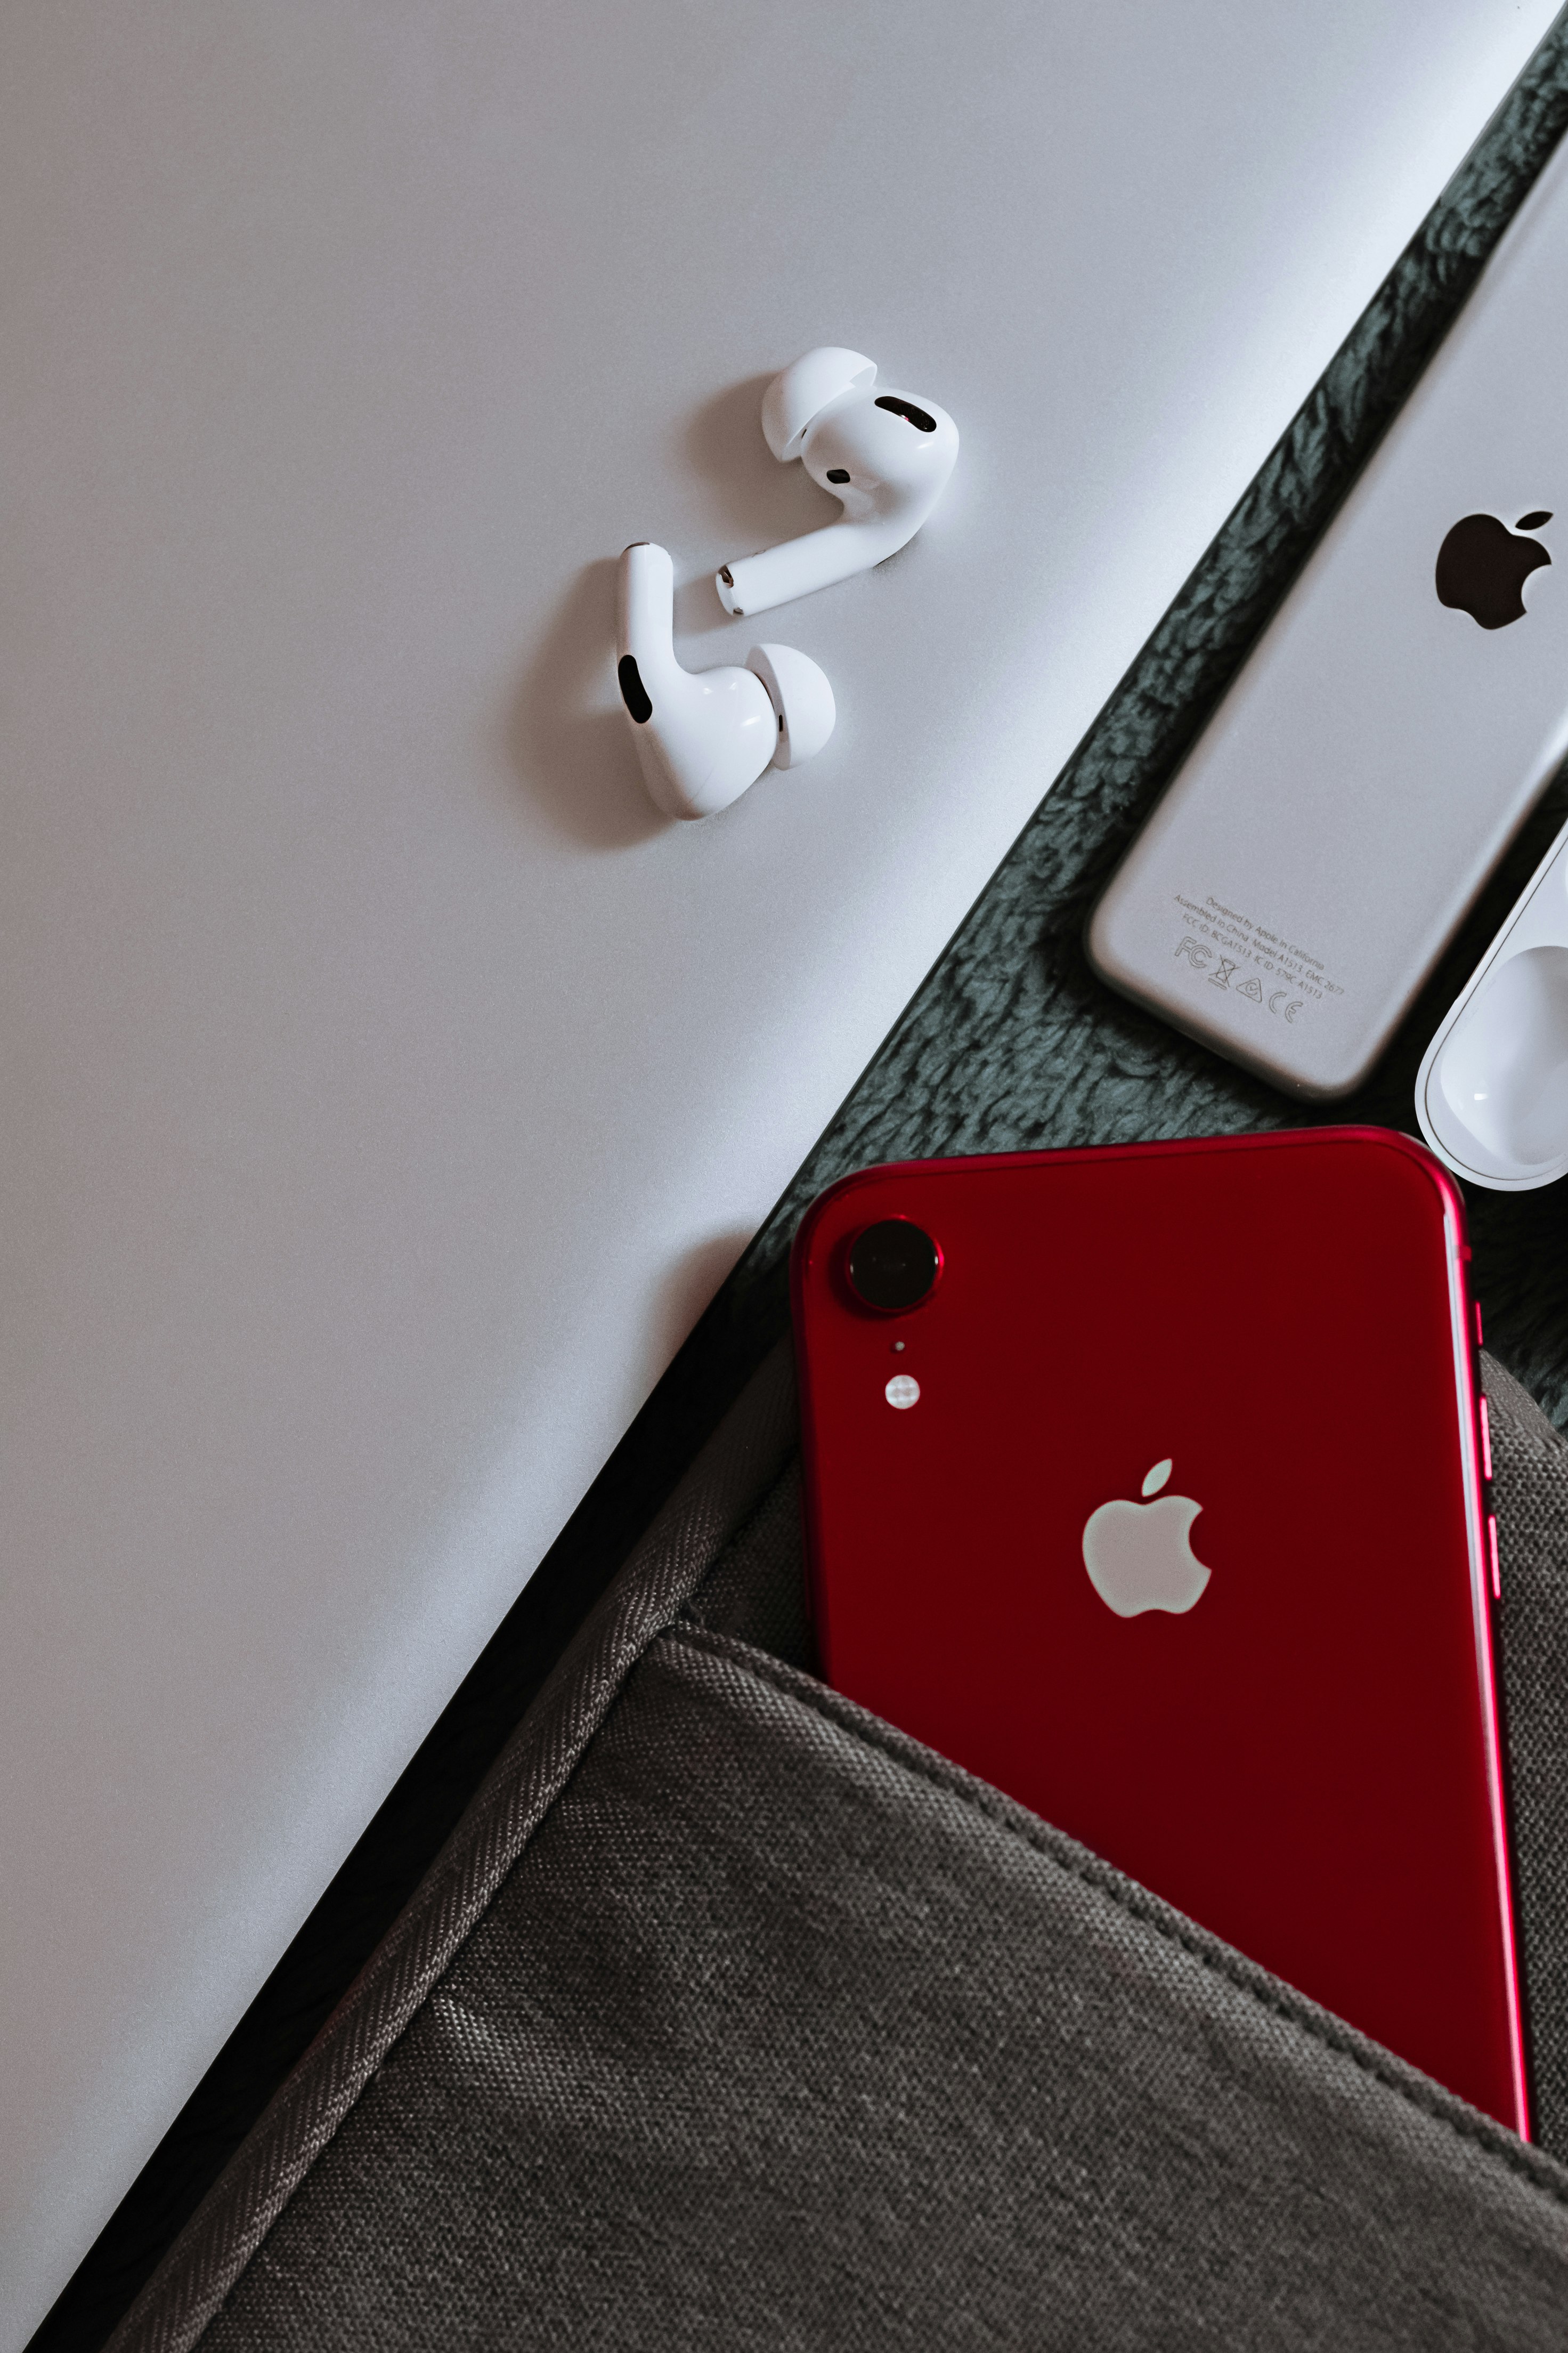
xmin=687 ymin=22 xmax=1568 ymax=1433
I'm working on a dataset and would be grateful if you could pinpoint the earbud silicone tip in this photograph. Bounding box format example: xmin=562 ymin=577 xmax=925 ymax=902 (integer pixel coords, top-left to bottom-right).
xmin=747 ymin=643 xmax=836 ymax=769
xmin=761 ymin=346 xmax=877 ymax=461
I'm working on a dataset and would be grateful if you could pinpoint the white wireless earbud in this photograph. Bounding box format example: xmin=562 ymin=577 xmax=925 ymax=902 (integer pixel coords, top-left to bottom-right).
xmin=715 ymin=346 xmax=959 ymax=617
xmin=617 ymin=543 xmax=835 ymax=820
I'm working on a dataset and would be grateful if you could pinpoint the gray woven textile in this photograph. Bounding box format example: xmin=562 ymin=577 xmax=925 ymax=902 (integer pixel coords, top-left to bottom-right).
xmin=1485 ymin=1355 xmax=1568 ymax=2158
xmin=115 ymin=1346 xmax=1568 ymax=2348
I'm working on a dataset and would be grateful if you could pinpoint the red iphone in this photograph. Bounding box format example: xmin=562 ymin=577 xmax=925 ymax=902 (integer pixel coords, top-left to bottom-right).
xmin=791 ymin=1128 xmax=1526 ymax=2133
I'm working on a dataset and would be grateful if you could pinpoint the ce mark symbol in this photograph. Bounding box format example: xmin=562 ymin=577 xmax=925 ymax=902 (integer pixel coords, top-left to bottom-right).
xmin=1268 ymin=991 xmax=1304 ymax=1024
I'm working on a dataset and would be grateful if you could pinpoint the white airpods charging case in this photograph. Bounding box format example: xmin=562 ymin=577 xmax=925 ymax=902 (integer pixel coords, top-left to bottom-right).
xmin=1417 ymin=810 xmax=1568 ymax=1190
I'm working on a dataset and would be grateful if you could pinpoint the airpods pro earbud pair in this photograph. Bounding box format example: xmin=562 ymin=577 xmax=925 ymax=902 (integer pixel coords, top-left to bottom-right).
xmin=618 ymin=347 xmax=958 ymax=821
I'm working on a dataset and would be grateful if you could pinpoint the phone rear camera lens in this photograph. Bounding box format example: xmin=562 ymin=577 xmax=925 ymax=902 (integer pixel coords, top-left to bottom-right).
xmin=846 ymin=1219 xmax=941 ymax=1312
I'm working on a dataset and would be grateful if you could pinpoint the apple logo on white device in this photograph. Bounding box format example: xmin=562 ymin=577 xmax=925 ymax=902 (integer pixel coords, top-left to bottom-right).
xmin=1081 ymin=1459 xmax=1211 ymax=1618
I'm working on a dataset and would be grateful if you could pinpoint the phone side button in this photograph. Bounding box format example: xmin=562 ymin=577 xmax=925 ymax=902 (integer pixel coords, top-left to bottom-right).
xmin=1480 ymin=1394 xmax=1494 ymax=1484
xmin=1488 ymin=1514 xmax=1502 ymax=1603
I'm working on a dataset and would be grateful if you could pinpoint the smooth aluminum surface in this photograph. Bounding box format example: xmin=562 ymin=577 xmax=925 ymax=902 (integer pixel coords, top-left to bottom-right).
xmin=1090 ymin=134 xmax=1568 ymax=1100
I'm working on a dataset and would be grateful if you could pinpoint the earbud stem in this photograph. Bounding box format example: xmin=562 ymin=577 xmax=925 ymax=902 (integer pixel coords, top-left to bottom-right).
xmin=618 ymin=540 xmax=683 ymax=687
xmin=716 ymin=521 xmax=904 ymax=618
xmin=616 ymin=541 xmax=789 ymax=820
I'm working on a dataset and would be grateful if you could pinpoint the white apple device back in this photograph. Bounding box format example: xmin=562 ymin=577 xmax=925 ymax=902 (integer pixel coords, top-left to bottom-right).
xmin=1416 ymin=808 xmax=1568 ymax=1188
xmin=1088 ymin=134 xmax=1568 ymax=1101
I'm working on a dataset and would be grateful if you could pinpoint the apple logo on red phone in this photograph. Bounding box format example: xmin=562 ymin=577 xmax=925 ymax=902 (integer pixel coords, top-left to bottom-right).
xmin=1081 ymin=1458 xmax=1211 ymax=1618
xmin=1435 ymin=510 xmax=1551 ymax=630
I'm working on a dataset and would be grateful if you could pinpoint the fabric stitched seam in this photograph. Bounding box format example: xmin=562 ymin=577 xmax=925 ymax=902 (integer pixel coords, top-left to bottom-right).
xmin=678 ymin=1456 xmax=804 ymax=1639
xmin=661 ymin=1617 xmax=1568 ymax=2212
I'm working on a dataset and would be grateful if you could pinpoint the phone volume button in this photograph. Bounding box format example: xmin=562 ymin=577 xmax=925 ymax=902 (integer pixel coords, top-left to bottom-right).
xmin=1479 ymin=1394 xmax=1494 ymax=1484
xmin=1488 ymin=1514 xmax=1501 ymax=1603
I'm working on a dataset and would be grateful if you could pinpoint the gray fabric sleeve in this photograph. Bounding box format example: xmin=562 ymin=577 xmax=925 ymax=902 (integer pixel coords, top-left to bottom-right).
xmin=683 ymin=1459 xmax=814 ymax=1671
xmin=1480 ymin=1349 xmax=1568 ymax=2156
xmin=111 ymin=1341 xmax=1568 ymax=2351
xmin=191 ymin=1618 xmax=1568 ymax=2351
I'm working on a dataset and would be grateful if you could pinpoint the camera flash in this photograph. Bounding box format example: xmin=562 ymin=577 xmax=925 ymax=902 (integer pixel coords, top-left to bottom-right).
xmin=885 ymin=1374 xmax=920 ymax=1410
